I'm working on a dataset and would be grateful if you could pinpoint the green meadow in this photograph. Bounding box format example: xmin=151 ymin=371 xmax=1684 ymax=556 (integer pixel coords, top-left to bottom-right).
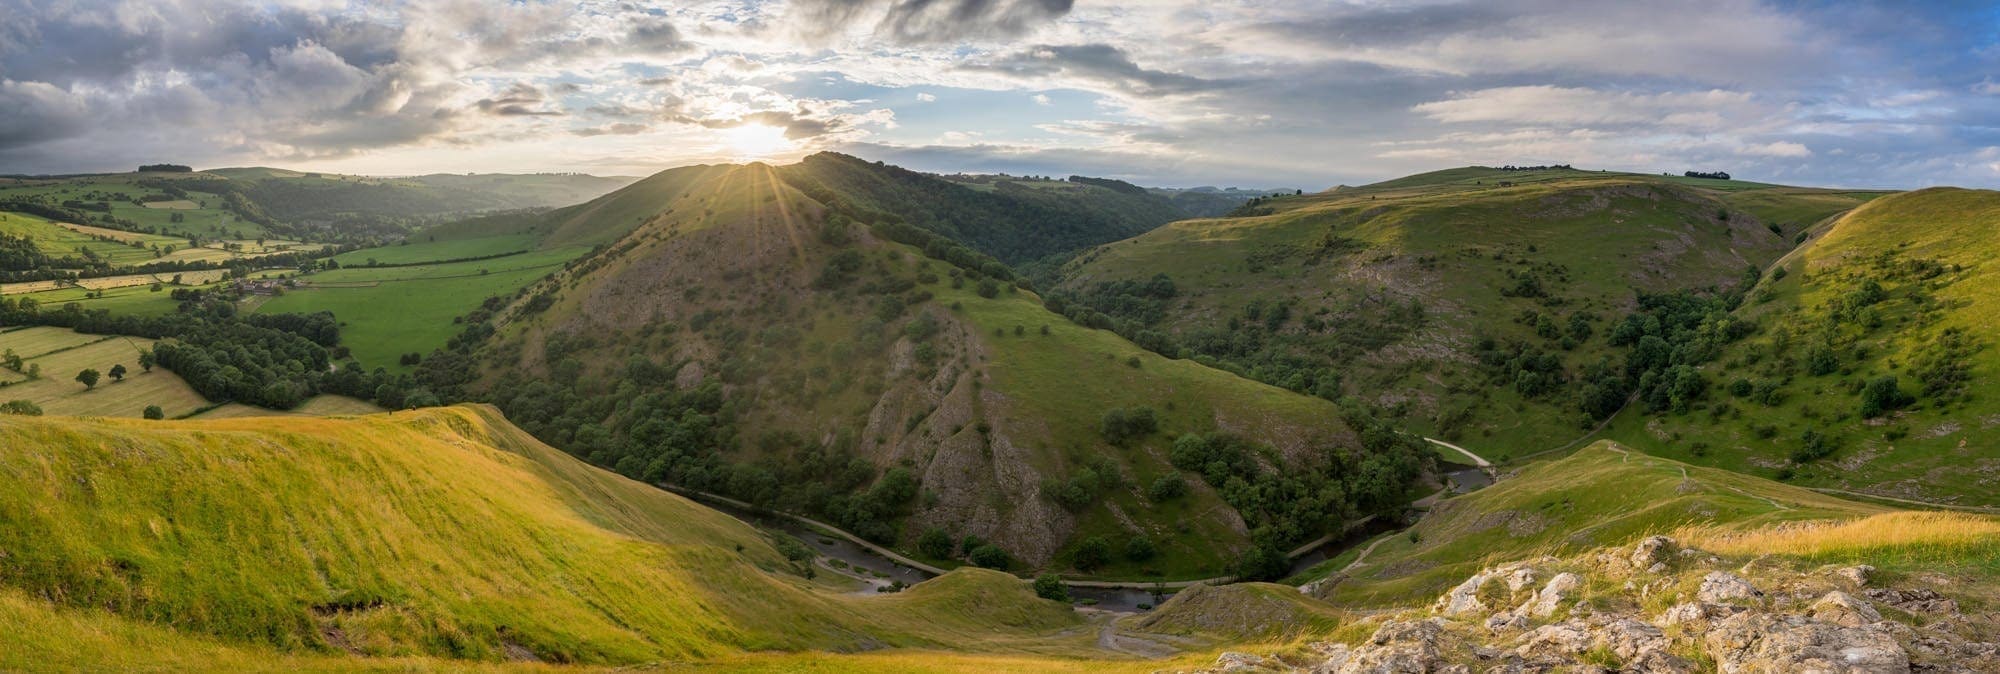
xmin=259 ymin=246 xmax=588 ymax=369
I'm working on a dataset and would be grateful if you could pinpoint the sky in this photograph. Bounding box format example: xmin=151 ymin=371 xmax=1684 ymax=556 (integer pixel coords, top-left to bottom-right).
xmin=2 ymin=0 xmax=1999 ymax=189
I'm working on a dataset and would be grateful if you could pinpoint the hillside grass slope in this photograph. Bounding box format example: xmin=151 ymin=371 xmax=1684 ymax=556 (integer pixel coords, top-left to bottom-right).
xmin=1315 ymin=441 xmax=1884 ymax=608
xmin=467 ymin=162 xmax=1428 ymax=580
xmin=1058 ymin=167 xmax=1883 ymax=458
xmin=0 ymin=405 xmax=1127 ymax=668
xmin=1598 ymin=187 xmax=2000 ymax=506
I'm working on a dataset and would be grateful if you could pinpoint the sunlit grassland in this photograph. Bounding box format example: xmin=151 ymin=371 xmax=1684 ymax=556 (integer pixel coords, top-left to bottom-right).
xmin=1597 ymin=187 xmax=2000 ymax=505
xmin=0 ymin=327 xmax=213 ymax=417
xmin=189 ymin=394 xmax=386 ymax=419
xmin=1322 ymin=442 xmax=1882 ymax=608
xmin=0 ymin=406 xmax=1104 ymax=667
xmin=1678 ymin=511 xmax=2000 ymax=575
xmin=331 ymin=234 xmax=537 ymax=266
xmin=259 ymin=247 xmax=588 ymax=369
xmin=0 ymin=176 xmax=263 ymax=239
xmin=0 ymin=210 xmax=186 ymax=266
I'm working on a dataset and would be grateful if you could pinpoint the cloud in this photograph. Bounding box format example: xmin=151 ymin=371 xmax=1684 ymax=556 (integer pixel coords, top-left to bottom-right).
xmin=0 ymin=79 xmax=90 ymax=150
xmin=1413 ymin=86 xmax=1762 ymax=130
xmin=1740 ymin=141 xmax=1812 ymax=157
xmin=784 ymin=0 xmax=1073 ymax=44
xmin=964 ymin=43 xmax=1226 ymax=98
xmin=474 ymin=83 xmax=564 ymax=116
xmin=573 ymin=123 xmax=650 ymax=137
xmin=0 ymin=0 xmax=1991 ymax=190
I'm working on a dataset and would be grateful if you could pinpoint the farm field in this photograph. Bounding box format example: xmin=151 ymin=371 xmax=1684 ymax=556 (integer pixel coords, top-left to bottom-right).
xmin=188 ymin=395 xmax=386 ymax=419
xmin=2 ymin=283 xmax=188 ymax=316
xmin=0 ymin=327 xmax=211 ymax=418
xmin=1 ymin=268 xmax=235 ymax=295
xmin=258 ymin=246 xmax=588 ymax=369
xmin=0 ymin=211 xmax=184 ymax=266
xmin=0 ymin=176 xmax=264 ymax=239
xmin=330 ymin=234 xmax=535 ymax=266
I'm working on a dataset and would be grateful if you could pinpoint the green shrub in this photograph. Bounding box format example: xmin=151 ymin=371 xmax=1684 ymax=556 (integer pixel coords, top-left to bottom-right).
xmin=1033 ymin=574 xmax=1070 ymax=603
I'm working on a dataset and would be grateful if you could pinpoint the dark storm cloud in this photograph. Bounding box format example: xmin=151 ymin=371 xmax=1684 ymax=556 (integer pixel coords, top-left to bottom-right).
xmin=0 ymin=80 xmax=89 ymax=150
xmin=963 ymin=43 xmax=1228 ymax=98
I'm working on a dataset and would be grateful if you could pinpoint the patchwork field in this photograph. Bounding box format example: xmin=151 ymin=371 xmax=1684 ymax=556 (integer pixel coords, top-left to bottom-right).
xmin=0 ymin=211 xmax=186 ymax=267
xmin=0 ymin=327 xmax=212 ymax=418
xmin=0 ymin=176 xmax=262 ymax=239
xmin=330 ymin=234 xmax=536 ymax=266
xmin=2 ymin=268 xmax=236 ymax=296
xmin=258 ymin=246 xmax=587 ymax=369
xmin=189 ymin=395 xmax=386 ymax=419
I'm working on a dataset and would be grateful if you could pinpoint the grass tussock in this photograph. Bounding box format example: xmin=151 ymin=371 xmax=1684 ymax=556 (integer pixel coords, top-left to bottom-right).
xmin=1678 ymin=511 xmax=2000 ymax=570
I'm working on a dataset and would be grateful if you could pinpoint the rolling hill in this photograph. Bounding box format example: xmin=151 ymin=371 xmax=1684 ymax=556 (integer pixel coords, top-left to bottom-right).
xmin=423 ymin=153 xmax=1199 ymax=267
xmin=0 ymin=168 xmax=635 ymax=252
xmin=455 ymin=161 xmax=1436 ymax=579
xmin=1596 ymin=187 xmax=2000 ymax=507
xmin=1055 ymin=166 xmax=1886 ymax=458
xmin=0 ymin=405 xmax=1124 ymax=669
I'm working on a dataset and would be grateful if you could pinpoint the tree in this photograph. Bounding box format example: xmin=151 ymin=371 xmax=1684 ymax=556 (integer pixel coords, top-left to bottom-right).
xmin=0 ymin=400 xmax=42 ymax=416
xmin=1125 ymin=535 xmax=1157 ymax=562
xmin=1146 ymin=474 xmax=1187 ymax=501
xmin=1072 ymin=536 xmax=1111 ymax=571
xmin=108 ymin=364 xmax=128 ymax=382
xmin=917 ymin=528 xmax=954 ymax=559
xmin=143 ymin=405 xmax=164 ymax=420
xmin=968 ymin=544 xmax=1012 ymax=569
xmin=1860 ymin=376 xmax=1912 ymax=418
xmin=1033 ymin=574 xmax=1071 ymax=603
xmin=75 ymin=368 xmax=100 ymax=390
xmin=138 ymin=350 xmax=156 ymax=373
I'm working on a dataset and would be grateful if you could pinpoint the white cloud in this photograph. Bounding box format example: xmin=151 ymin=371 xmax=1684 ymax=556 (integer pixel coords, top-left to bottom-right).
xmin=1413 ymin=86 xmax=1762 ymax=130
xmin=1740 ymin=141 xmax=1812 ymax=158
xmin=916 ymin=92 xmax=936 ymax=102
xmin=1031 ymin=93 xmax=1051 ymax=105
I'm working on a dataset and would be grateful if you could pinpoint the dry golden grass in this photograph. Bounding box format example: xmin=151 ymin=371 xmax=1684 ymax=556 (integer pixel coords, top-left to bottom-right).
xmin=1677 ymin=510 xmax=2000 ymax=576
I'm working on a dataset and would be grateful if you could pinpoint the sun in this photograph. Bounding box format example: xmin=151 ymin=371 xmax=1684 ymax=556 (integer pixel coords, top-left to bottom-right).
xmin=720 ymin=123 xmax=791 ymax=159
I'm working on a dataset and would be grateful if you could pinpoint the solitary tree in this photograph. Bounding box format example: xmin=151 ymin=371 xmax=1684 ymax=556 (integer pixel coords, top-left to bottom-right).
xmin=1033 ymin=574 xmax=1071 ymax=603
xmin=143 ymin=405 xmax=164 ymax=420
xmin=138 ymin=351 xmax=156 ymax=373
xmin=108 ymin=364 xmax=128 ymax=382
xmin=75 ymin=368 xmax=100 ymax=390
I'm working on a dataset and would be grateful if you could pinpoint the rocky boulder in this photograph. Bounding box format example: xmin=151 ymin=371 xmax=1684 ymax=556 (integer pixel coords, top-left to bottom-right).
xmin=1630 ymin=536 xmax=1676 ymax=571
xmin=1698 ymin=571 xmax=1763 ymax=604
xmin=1701 ymin=611 xmax=1908 ymax=673
xmin=1810 ymin=591 xmax=1882 ymax=628
xmin=1433 ymin=572 xmax=1491 ymax=617
xmin=1524 ymin=572 xmax=1583 ymax=618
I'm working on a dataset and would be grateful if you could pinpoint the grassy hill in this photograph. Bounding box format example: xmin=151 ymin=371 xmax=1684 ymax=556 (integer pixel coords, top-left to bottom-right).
xmin=0 ymin=405 xmax=1129 ymax=668
xmin=0 ymin=168 xmax=634 ymax=252
xmin=1595 ymin=187 xmax=2000 ymax=507
xmin=1056 ymin=166 xmax=1886 ymax=458
xmin=1309 ymin=441 xmax=1887 ymax=608
xmin=784 ymin=153 xmax=1190 ymax=265
xmin=460 ymin=161 xmax=1433 ymax=580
